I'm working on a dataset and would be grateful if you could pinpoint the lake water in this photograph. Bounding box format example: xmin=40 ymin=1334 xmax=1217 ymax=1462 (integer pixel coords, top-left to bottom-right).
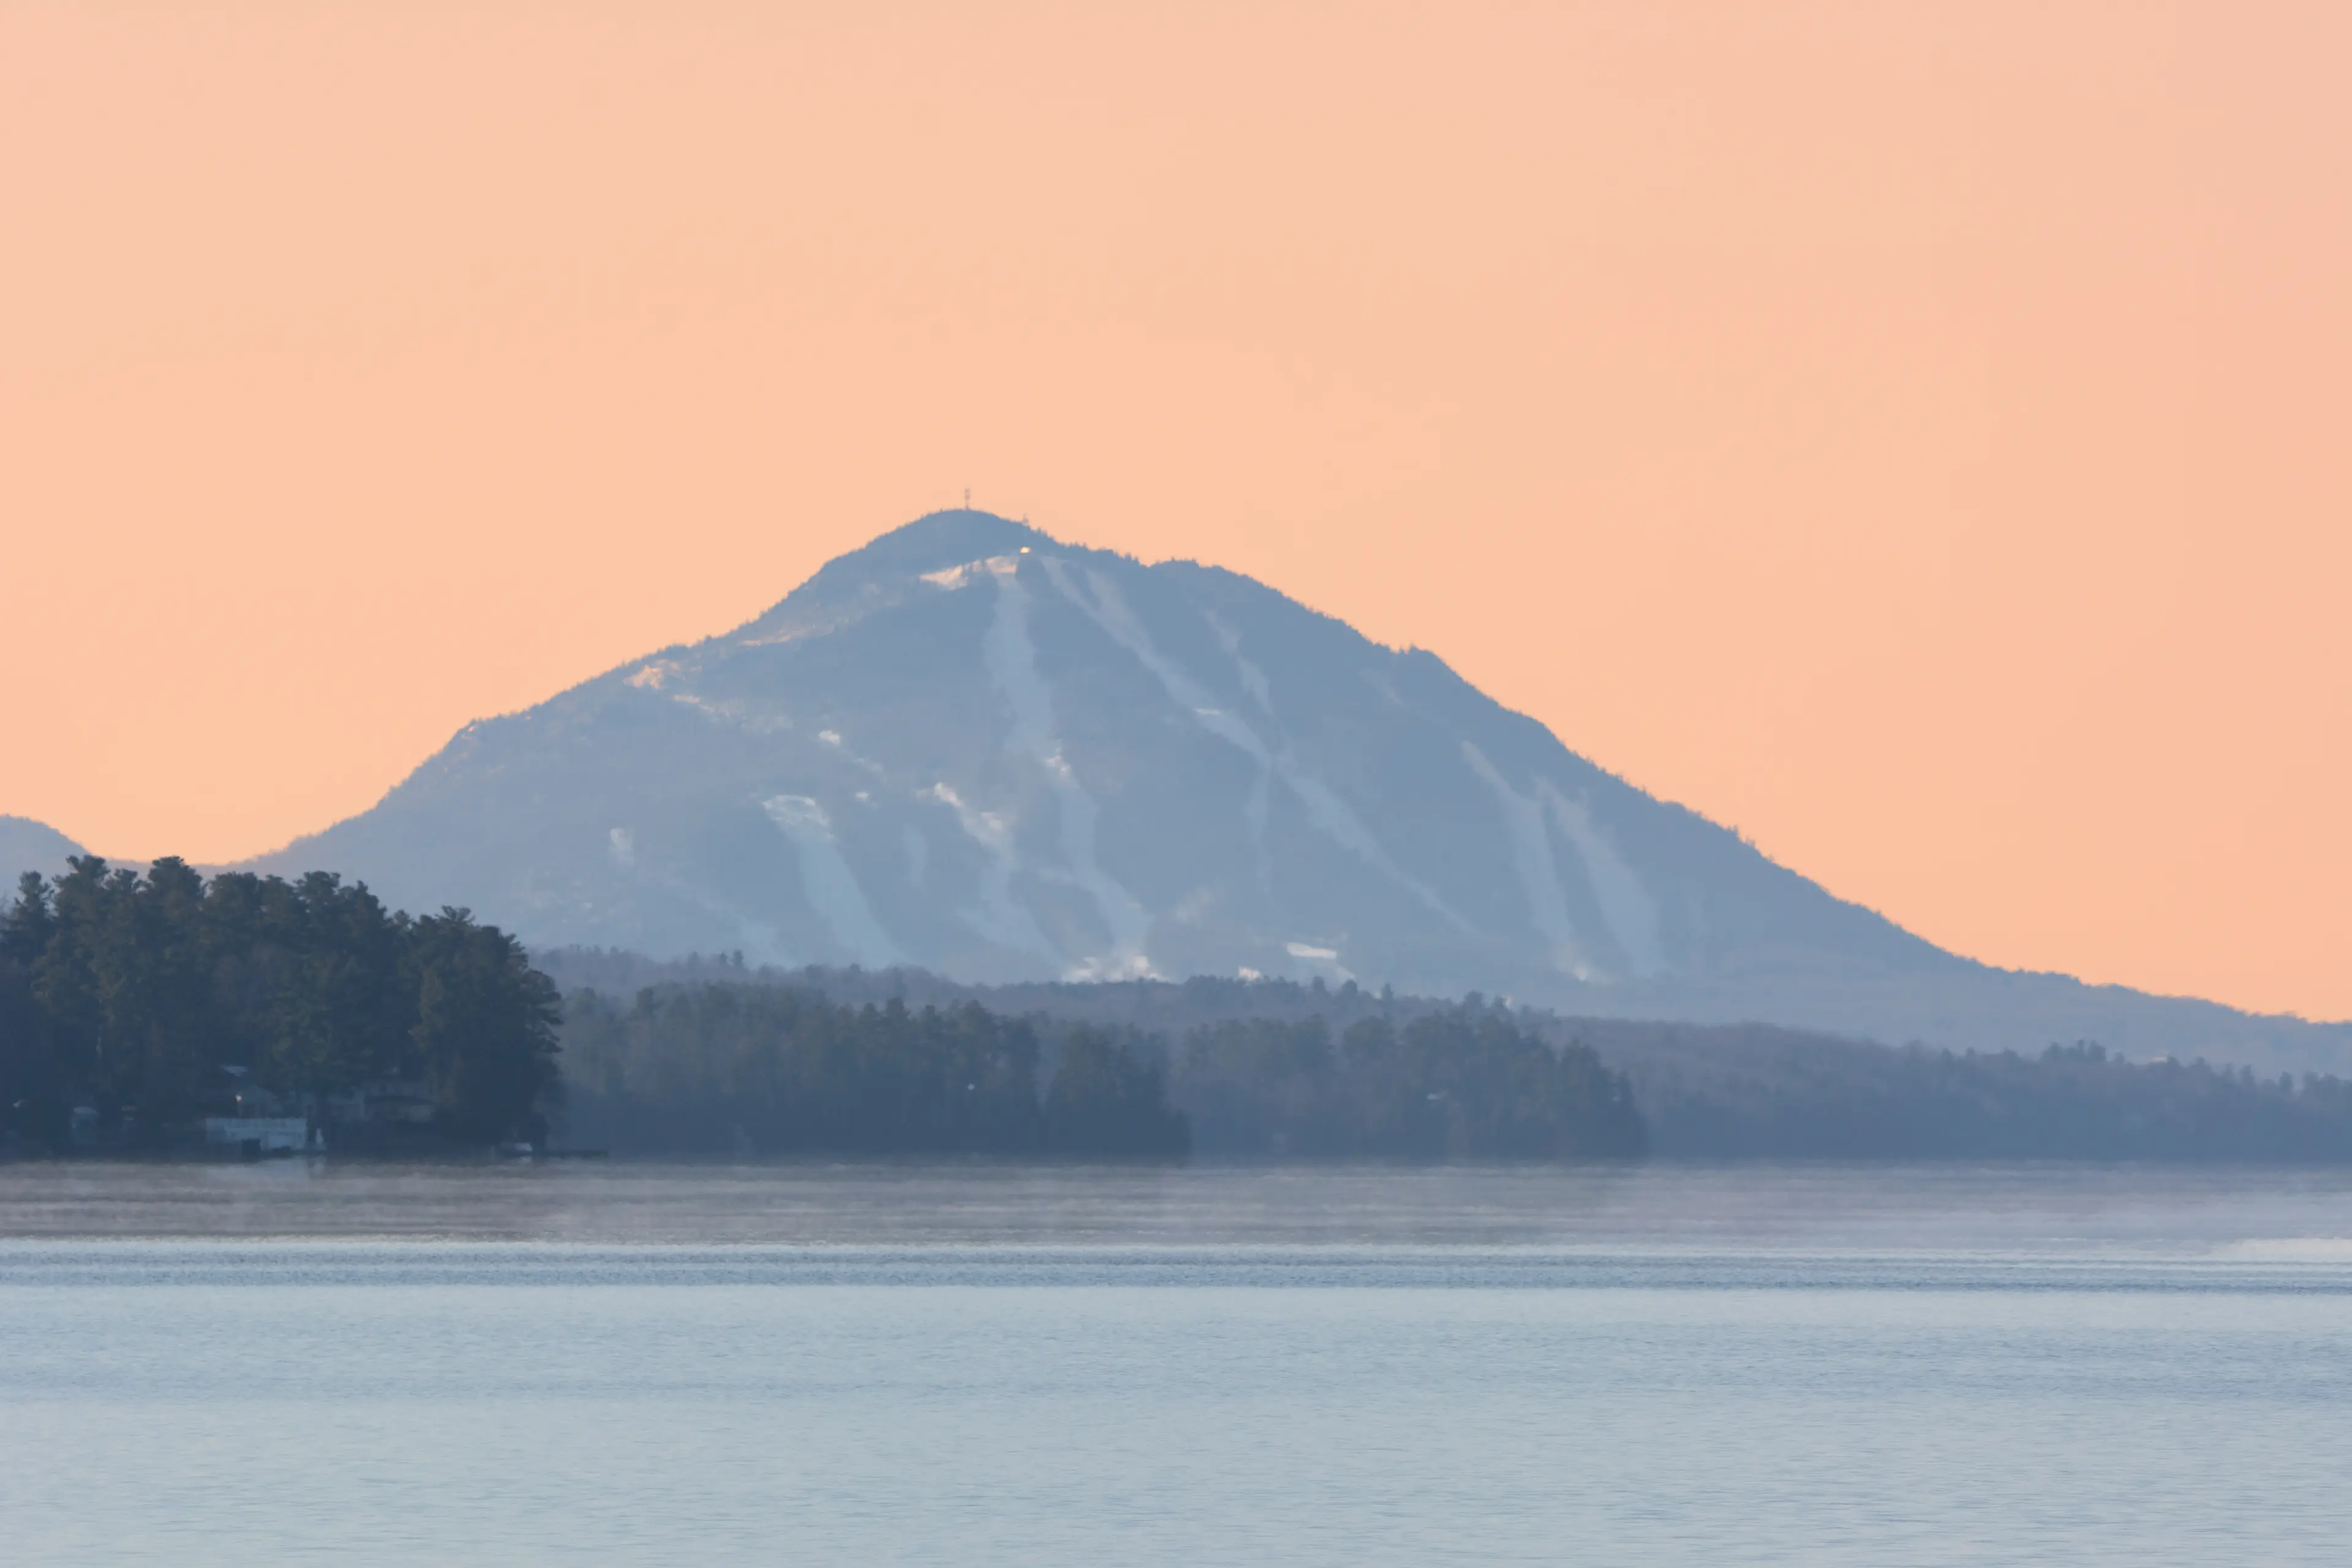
xmin=5 ymin=1162 xmax=2351 ymax=1564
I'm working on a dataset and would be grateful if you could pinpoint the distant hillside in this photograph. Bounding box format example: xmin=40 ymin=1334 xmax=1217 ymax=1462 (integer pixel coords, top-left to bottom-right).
xmin=0 ymin=816 xmax=85 ymax=891
xmin=541 ymin=957 xmax=2352 ymax=1163
xmin=246 ymin=511 xmax=2346 ymax=1074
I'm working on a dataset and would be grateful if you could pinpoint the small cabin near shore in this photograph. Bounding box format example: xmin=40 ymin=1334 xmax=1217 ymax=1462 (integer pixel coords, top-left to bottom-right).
xmin=199 ymin=1117 xmax=312 ymax=1155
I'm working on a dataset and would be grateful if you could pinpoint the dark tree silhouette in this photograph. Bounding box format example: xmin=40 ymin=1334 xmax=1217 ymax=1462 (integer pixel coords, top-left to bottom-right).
xmin=559 ymin=989 xmax=1189 ymax=1157
xmin=0 ymin=860 xmax=561 ymax=1150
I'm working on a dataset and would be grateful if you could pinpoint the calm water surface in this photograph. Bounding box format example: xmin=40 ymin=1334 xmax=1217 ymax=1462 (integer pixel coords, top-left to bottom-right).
xmin=4 ymin=1161 xmax=2350 ymax=1564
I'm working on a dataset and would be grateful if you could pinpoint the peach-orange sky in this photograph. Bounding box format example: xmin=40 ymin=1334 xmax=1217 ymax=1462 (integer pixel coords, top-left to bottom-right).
xmin=2 ymin=2 xmax=2346 ymax=1019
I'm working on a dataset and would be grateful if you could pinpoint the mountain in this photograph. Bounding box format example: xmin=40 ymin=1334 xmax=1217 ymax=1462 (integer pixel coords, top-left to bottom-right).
xmin=1 ymin=816 xmax=86 ymax=891
xmin=250 ymin=511 xmax=2350 ymax=1072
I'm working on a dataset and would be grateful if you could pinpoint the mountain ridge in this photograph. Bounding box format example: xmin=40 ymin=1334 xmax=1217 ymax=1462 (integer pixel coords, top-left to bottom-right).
xmin=0 ymin=815 xmax=87 ymax=891
xmin=93 ymin=508 xmax=2343 ymax=1072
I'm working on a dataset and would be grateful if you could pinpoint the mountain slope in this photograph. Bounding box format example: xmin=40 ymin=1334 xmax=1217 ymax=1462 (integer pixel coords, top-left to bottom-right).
xmin=1 ymin=816 xmax=86 ymax=891
xmin=251 ymin=511 xmax=2349 ymax=1071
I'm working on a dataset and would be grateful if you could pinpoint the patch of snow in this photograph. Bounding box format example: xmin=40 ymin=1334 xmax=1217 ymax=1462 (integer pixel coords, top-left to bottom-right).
xmin=810 ymin=727 xmax=890 ymax=781
xmin=1237 ymin=966 xmax=1262 ymax=981
xmin=927 ymin=782 xmax=1062 ymax=965
xmin=625 ymin=662 xmax=679 ymax=690
xmin=1284 ymin=940 xmax=1355 ymax=984
xmin=918 ymin=555 xmax=1023 ymax=591
xmin=608 ymin=827 xmax=636 ymax=868
xmin=1539 ymin=783 xmax=1667 ymax=978
xmin=1461 ymin=742 xmax=1596 ymax=980
xmin=981 ymin=564 xmax=1156 ymax=980
xmin=761 ymin=794 xmax=905 ymax=969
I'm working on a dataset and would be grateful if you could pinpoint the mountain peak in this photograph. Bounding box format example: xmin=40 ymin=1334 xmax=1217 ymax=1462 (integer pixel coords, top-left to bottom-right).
xmin=729 ymin=510 xmax=1063 ymax=645
xmin=856 ymin=508 xmax=1058 ymax=566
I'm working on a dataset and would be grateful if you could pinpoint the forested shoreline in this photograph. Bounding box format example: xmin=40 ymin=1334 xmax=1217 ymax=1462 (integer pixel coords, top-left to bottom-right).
xmin=1 ymin=860 xmax=559 ymax=1151
xmin=541 ymin=952 xmax=2352 ymax=1164
xmin=560 ymin=987 xmax=1190 ymax=1156
xmin=560 ymin=985 xmax=1643 ymax=1159
xmin=9 ymin=861 xmax=2352 ymax=1163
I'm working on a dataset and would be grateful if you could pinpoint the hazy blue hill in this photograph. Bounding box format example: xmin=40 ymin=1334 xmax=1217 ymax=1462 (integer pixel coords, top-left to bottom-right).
xmin=0 ymin=816 xmax=85 ymax=889
xmin=246 ymin=510 xmax=2351 ymax=1072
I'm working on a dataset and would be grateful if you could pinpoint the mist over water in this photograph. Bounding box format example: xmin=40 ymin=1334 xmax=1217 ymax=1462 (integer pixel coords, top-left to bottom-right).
xmin=7 ymin=1159 xmax=2352 ymax=1252
xmin=7 ymin=1164 xmax=2351 ymax=1564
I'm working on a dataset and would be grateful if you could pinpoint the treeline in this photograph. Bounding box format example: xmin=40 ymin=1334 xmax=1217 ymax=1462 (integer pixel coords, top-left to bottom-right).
xmin=540 ymin=949 xmax=1446 ymax=1037
xmin=559 ymin=986 xmax=1188 ymax=1156
xmin=1606 ymin=1030 xmax=2352 ymax=1162
xmin=0 ymin=859 xmax=559 ymax=1150
xmin=1172 ymin=1014 xmax=1645 ymax=1158
xmin=556 ymin=986 xmax=1643 ymax=1161
xmin=15 ymin=878 xmax=2351 ymax=1164
xmin=543 ymin=952 xmax=2352 ymax=1163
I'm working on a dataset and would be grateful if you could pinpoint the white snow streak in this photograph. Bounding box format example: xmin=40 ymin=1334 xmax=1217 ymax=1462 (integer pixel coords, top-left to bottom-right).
xmin=1539 ymin=783 xmax=1666 ymax=978
xmin=625 ymin=661 xmax=679 ymax=690
xmin=920 ymin=554 xmax=1020 ymax=592
xmin=813 ymin=726 xmax=889 ymax=780
xmin=981 ymin=566 xmax=1155 ymax=979
xmin=1046 ymin=559 xmax=1273 ymax=892
xmin=1284 ymin=940 xmax=1355 ymax=983
xmin=1047 ymin=559 xmax=1474 ymax=935
xmin=761 ymin=794 xmax=905 ymax=969
xmin=1461 ymin=742 xmax=1596 ymax=980
xmin=1280 ymin=772 xmax=1477 ymax=937
xmin=1207 ymin=614 xmax=1274 ymax=715
xmin=925 ymin=783 xmax=1061 ymax=963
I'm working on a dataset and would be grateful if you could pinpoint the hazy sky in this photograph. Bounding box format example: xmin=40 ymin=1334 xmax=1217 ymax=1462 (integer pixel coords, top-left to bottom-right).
xmin=4 ymin=2 xmax=2346 ymax=1021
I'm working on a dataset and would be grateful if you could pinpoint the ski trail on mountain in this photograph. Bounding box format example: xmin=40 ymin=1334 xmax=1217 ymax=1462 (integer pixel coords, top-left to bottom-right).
xmin=1049 ymin=559 xmax=1476 ymax=938
xmin=982 ymin=560 xmax=1155 ymax=979
xmin=1044 ymin=558 xmax=1273 ymax=895
xmin=1461 ymin=742 xmax=1597 ymax=979
xmin=900 ymin=824 xmax=929 ymax=889
xmin=1208 ymin=613 xmax=1277 ymax=717
xmin=760 ymin=794 xmax=905 ymax=968
xmin=925 ymin=782 xmax=1062 ymax=965
xmin=1539 ymin=782 xmax=1665 ymax=978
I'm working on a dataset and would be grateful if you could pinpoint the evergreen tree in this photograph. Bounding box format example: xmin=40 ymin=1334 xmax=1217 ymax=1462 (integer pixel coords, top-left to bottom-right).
xmin=0 ymin=862 xmax=562 ymax=1151
xmin=1044 ymin=1027 xmax=1190 ymax=1157
xmin=409 ymin=909 xmax=562 ymax=1144
xmin=0 ymin=873 xmax=64 ymax=1142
